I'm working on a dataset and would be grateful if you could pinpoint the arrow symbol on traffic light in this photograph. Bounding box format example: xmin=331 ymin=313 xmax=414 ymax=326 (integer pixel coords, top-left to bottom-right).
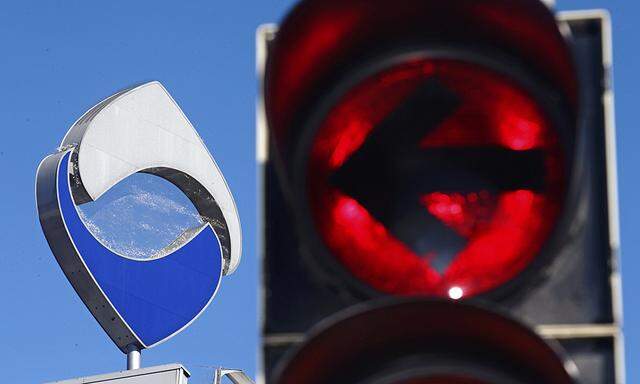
xmin=331 ymin=78 xmax=546 ymax=273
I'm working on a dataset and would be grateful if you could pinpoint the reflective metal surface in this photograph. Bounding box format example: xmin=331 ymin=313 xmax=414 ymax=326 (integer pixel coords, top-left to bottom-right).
xmin=215 ymin=368 xmax=255 ymax=384
xmin=36 ymin=82 xmax=241 ymax=353
xmin=61 ymin=81 xmax=241 ymax=274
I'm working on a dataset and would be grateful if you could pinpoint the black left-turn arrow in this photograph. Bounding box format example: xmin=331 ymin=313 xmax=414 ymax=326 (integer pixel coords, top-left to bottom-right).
xmin=330 ymin=78 xmax=546 ymax=273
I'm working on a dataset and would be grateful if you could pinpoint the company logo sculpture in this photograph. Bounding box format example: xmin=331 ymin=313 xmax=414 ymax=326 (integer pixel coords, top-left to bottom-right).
xmin=36 ymin=82 xmax=241 ymax=353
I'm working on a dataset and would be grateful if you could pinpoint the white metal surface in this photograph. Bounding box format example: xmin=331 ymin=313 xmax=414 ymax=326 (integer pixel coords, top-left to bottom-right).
xmin=61 ymin=81 xmax=242 ymax=274
xmin=126 ymin=344 xmax=142 ymax=370
xmin=256 ymin=24 xmax=278 ymax=384
xmin=537 ymin=323 xmax=620 ymax=339
xmin=46 ymin=364 xmax=190 ymax=384
xmin=215 ymin=369 xmax=255 ymax=384
xmin=256 ymin=25 xmax=277 ymax=165
xmin=542 ymin=0 xmax=555 ymax=8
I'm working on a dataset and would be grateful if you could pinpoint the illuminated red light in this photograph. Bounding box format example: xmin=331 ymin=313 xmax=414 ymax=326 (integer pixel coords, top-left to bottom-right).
xmin=307 ymin=58 xmax=565 ymax=298
xmin=422 ymin=191 xmax=495 ymax=238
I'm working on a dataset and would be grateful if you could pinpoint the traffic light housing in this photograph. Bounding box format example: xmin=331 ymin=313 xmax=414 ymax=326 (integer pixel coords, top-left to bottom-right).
xmin=258 ymin=1 xmax=623 ymax=383
xmin=273 ymin=299 xmax=577 ymax=384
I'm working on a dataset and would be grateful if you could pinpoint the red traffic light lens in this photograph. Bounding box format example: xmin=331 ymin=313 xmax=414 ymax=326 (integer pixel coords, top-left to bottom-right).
xmin=307 ymin=57 xmax=567 ymax=298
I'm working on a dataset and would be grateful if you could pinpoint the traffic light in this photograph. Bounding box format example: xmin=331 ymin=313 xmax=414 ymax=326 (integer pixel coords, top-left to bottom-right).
xmin=258 ymin=1 xmax=623 ymax=383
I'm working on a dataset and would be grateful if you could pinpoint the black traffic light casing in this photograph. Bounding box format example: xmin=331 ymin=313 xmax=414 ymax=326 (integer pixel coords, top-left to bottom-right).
xmin=258 ymin=4 xmax=623 ymax=384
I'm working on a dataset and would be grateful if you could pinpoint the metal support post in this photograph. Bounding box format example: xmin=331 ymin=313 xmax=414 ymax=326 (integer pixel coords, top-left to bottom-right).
xmin=126 ymin=344 xmax=141 ymax=370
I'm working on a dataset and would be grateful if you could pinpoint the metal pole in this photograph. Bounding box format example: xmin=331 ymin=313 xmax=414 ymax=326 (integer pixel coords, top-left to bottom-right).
xmin=215 ymin=368 xmax=255 ymax=384
xmin=126 ymin=344 xmax=141 ymax=370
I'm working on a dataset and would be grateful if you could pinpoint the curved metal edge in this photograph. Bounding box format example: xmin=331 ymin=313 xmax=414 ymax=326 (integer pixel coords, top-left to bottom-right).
xmin=63 ymin=152 xmax=219 ymax=264
xmin=215 ymin=368 xmax=255 ymax=384
xmin=142 ymin=223 xmax=224 ymax=351
xmin=36 ymin=150 xmax=144 ymax=353
xmin=37 ymin=150 xmax=227 ymax=351
xmin=60 ymin=81 xmax=242 ymax=275
xmin=141 ymin=166 xmax=232 ymax=274
xmin=140 ymin=82 xmax=242 ymax=276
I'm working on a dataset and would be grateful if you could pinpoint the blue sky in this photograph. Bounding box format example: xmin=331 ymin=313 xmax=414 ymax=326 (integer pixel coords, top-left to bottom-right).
xmin=0 ymin=1 xmax=637 ymax=383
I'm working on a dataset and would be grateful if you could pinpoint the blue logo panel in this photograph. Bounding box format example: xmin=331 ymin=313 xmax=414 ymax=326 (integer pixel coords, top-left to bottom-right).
xmin=57 ymin=152 xmax=222 ymax=347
